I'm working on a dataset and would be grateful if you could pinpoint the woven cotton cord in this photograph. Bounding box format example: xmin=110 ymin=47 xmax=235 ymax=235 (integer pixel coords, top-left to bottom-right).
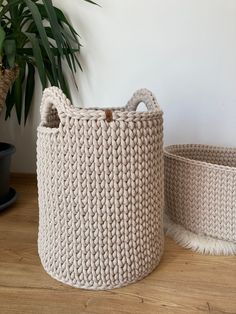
xmin=125 ymin=88 xmax=161 ymax=112
xmin=37 ymin=87 xmax=164 ymax=289
xmin=164 ymin=144 xmax=236 ymax=255
xmin=39 ymin=87 xmax=162 ymax=126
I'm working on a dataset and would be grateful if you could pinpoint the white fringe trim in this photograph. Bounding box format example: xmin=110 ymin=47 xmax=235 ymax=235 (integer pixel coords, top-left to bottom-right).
xmin=164 ymin=215 xmax=236 ymax=256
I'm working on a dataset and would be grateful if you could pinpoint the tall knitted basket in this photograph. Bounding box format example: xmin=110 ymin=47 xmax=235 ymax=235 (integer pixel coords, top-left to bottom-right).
xmin=37 ymin=87 xmax=164 ymax=290
xmin=164 ymin=144 xmax=236 ymax=255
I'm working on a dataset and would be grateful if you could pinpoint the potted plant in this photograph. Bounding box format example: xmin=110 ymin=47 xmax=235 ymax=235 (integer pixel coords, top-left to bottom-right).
xmin=0 ymin=0 xmax=96 ymax=211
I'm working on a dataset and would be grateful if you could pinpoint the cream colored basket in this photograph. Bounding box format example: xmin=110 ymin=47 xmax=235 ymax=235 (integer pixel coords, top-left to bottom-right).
xmin=37 ymin=87 xmax=164 ymax=290
xmin=164 ymin=144 xmax=236 ymax=255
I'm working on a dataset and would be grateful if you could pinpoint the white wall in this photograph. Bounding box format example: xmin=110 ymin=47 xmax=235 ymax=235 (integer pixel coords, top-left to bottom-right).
xmin=1 ymin=0 xmax=236 ymax=173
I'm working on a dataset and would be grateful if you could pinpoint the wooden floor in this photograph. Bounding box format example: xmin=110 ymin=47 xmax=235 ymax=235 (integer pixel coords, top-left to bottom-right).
xmin=0 ymin=176 xmax=235 ymax=314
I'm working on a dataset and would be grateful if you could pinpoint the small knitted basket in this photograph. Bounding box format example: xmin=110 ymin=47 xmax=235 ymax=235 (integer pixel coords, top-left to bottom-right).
xmin=164 ymin=144 xmax=236 ymax=255
xmin=37 ymin=87 xmax=164 ymax=290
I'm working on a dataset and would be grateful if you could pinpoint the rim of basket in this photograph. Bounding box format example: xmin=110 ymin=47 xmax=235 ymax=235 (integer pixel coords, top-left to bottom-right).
xmin=39 ymin=107 xmax=163 ymax=128
xmin=60 ymin=106 xmax=164 ymax=118
xmin=164 ymin=144 xmax=236 ymax=172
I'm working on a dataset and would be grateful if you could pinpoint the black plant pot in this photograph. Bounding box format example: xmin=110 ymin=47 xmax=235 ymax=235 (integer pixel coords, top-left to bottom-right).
xmin=0 ymin=143 xmax=17 ymax=211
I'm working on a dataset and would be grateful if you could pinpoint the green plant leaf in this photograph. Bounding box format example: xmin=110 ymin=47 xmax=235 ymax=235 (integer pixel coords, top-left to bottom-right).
xmin=44 ymin=59 xmax=56 ymax=86
xmin=42 ymin=0 xmax=63 ymax=56
xmin=60 ymin=26 xmax=81 ymax=45
xmin=1 ymin=0 xmax=98 ymax=124
xmin=5 ymin=89 xmax=15 ymax=119
xmin=57 ymin=56 xmax=71 ymax=99
xmin=6 ymin=64 xmax=24 ymax=123
xmin=24 ymin=62 xmax=35 ymax=123
xmin=36 ymin=3 xmax=80 ymax=40
xmin=14 ymin=76 xmax=23 ymax=124
xmin=9 ymin=0 xmax=18 ymax=27
xmin=17 ymin=47 xmax=34 ymax=56
xmin=25 ymin=33 xmax=47 ymax=88
xmin=3 ymin=39 xmax=16 ymax=68
xmin=24 ymin=0 xmax=54 ymax=65
xmin=5 ymin=60 xmax=24 ymax=120
xmin=83 ymin=0 xmax=99 ymax=6
xmin=0 ymin=26 xmax=6 ymax=57
xmin=0 ymin=0 xmax=22 ymax=19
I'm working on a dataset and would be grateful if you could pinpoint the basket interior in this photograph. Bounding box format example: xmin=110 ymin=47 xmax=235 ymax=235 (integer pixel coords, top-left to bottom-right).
xmin=166 ymin=145 xmax=236 ymax=168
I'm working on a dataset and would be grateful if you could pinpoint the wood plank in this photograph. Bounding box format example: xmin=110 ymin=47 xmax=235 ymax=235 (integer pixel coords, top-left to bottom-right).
xmin=0 ymin=176 xmax=235 ymax=314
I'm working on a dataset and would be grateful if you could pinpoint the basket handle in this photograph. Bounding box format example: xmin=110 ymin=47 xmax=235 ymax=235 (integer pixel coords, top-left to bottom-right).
xmin=40 ymin=86 xmax=71 ymax=124
xmin=40 ymin=87 xmax=161 ymax=125
xmin=125 ymin=89 xmax=161 ymax=112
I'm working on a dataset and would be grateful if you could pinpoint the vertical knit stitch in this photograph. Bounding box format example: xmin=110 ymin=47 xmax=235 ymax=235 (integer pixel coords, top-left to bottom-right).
xmin=37 ymin=87 xmax=164 ymax=289
xmin=164 ymin=144 xmax=236 ymax=255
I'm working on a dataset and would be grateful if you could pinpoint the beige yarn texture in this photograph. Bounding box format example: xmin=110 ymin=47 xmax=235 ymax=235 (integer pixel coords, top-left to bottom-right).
xmin=164 ymin=144 xmax=236 ymax=255
xmin=37 ymin=87 xmax=164 ymax=290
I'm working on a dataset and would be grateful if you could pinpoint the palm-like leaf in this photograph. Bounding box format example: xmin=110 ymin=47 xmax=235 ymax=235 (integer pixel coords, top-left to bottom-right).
xmin=0 ymin=0 xmax=96 ymax=124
